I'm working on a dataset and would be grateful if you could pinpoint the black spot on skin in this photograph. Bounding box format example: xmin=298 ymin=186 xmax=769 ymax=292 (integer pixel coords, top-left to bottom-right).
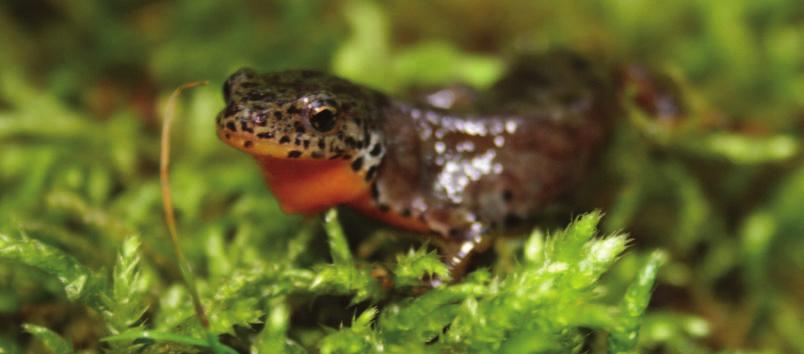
xmin=294 ymin=138 xmax=302 ymax=146
xmin=287 ymin=106 xmax=300 ymax=114
xmin=365 ymin=166 xmax=378 ymax=181
xmin=317 ymin=139 xmax=326 ymax=149
xmin=240 ymin=121 xmax=253 ymax=133
xmin=243 ymin=140 xmax=253 ymax=148
xmin=279 ymin=136 xmax=291 ymax=144
xmin=378 ymin=204 xmax=390 ymax=213
xmin=225 ymin=122 xmax=237 ymax=132
xmin=303 ymin=140 xmax=311 ymax=149
xmin=370 ymin=183 xmax=379 ymax=200
xmin=448 ymin=228 xmax=462 ymax=238
xmin=273 ymin=111 xmax=283 ymax=119
xmin=294 ymin=123 xmax=306 ymax=134
xmin=287 ymin=150 xmax=302 ymax=158
xmin=502 ymin=190 xmax=513 ymax=202
xmin=370 ymin=144 xmax=383 ymax=156
xmin=311 ymin=151 xmax=325 ymax=159
xmin=401 ymin=208 xmax=411 ymax=217
xmin=257 ymin=132 xmax=274 ymax=139
xmin=224 ymin=103 xmax=240 ymax=117
xmin=345 ymin=137 xmax=358 ymax=148
xmin=351 ymin=156 xmax=364 ymax=171
xmin=224 ymin=133 xmax=231 ymax=139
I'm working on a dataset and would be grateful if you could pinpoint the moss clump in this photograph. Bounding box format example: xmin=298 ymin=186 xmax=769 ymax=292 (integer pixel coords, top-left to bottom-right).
xmin=1 ymin=1 xmax=802 ymax=353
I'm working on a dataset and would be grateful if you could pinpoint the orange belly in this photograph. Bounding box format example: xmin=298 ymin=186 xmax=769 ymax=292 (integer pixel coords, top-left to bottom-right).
xmin=257 ymin=156 xmax=369 ymax=214
xmin=258 ymin=156 xmax=430 ymax=233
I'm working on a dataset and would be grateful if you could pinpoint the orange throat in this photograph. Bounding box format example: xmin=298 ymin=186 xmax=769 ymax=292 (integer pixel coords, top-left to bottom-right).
xmin=256 ymin=155 xmax=430 ymax=233
xmin=256 ymin=156 xmax=370 ymax=214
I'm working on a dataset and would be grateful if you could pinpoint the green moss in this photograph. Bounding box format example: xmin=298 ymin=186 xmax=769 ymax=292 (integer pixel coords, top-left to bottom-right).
xmin=0 ymin=0 xmax=802 ymax=353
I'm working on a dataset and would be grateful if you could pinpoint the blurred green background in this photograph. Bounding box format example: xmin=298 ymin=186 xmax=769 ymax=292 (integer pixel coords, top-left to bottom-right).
xmin=0 ymin=0 xmax=802 ymax=353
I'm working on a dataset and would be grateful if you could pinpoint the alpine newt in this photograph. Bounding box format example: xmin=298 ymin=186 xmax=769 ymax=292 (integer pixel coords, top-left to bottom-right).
xmin=215 ymin=50 xmax=679 ymax=274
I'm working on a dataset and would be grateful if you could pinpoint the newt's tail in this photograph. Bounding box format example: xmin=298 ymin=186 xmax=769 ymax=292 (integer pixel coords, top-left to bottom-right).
xmin=489 ymin=50 xmax=688 ymax=125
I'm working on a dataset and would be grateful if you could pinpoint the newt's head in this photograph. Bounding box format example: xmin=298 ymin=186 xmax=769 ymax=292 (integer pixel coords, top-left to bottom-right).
xmin=217 ymin=68 xmax=388 ymax=162
xmin=216 ymin=69 xmax=389 ymax=213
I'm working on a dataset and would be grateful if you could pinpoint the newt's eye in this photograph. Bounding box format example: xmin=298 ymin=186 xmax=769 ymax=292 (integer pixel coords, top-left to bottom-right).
xmin=309 ymin=106 xmax=337 ymax=133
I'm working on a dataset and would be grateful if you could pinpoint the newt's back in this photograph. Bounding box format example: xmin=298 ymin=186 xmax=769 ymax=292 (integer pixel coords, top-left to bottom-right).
xmin=371 ymin=51 xmax=621 ymax=241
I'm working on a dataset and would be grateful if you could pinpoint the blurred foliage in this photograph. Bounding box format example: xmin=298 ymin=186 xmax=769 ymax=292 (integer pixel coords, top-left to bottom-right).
xmin=0 ymin=0 xmax=802 ymax=353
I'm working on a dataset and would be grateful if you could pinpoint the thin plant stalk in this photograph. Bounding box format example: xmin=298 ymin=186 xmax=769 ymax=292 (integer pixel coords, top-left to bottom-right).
xmin=159 ymin=81 xmax=212 ymax=329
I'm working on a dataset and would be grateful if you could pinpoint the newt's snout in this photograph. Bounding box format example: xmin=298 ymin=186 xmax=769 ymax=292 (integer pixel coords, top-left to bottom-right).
xmin=222 ymin=68 xmax=257 ymax=103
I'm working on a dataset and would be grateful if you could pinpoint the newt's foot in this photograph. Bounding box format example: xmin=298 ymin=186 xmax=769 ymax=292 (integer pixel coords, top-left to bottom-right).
xmin=438 ymin=226 xmax=493 ymax=282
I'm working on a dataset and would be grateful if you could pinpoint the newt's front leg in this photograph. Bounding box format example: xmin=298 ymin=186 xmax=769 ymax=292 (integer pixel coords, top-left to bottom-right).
xmin=414 ymin=207 xmax=493 ymax=280
xmin=437 ymin=228 xmax=493 ymax=280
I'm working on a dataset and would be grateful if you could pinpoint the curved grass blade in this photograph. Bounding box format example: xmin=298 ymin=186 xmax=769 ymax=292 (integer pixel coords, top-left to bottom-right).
xmin=160 ymin=81 xmax=237 ymax=354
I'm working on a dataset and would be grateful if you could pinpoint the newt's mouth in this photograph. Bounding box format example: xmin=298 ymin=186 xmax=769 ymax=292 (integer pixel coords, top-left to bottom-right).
xmin=216 ymin=124 xmax=316 ymax=160
xmin=215 ymin=106 xmax=359 ymax=162
xmin=216 ymin=112 xmax=352 ymax=162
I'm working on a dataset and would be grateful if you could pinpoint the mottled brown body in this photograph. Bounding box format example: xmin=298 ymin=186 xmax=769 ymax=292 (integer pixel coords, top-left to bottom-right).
xmin=217 ymin=51 xmax=622 ymax=269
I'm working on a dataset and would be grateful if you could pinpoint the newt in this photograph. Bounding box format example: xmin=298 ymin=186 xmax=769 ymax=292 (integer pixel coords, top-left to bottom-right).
xmin=215 ymin=50 xmax=681 ymax=274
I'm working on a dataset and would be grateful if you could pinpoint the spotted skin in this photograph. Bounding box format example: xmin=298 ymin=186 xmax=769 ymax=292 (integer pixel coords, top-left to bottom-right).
xmin=216 ymin=51 xmax=625 ymax=271
xmin=217 ymin=69 xmax=388 ymax=175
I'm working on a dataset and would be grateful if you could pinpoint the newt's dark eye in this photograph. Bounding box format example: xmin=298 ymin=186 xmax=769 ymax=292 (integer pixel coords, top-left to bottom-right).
xmin=309 ymin=107 xmax=337 ymax=133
